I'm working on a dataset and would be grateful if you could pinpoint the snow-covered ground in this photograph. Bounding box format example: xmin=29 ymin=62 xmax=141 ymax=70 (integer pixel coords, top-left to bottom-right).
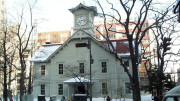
xmin=8 ymin=94 xmax=152 ymax=101
xmin=32 ymin=94 xmax=153 ymax=101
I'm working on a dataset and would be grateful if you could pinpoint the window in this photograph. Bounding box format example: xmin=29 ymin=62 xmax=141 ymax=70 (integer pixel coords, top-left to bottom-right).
xmin=109 ymin=26 xmax=116 ymax=31
xmin=41 ymin=84 xmax=45 ymax=95
xmin=95 ymin=34 xmax=100 ymax=39
xmin=2 ymin=1 xmax=4 ymax=5
xmin=102 ymin=82 xmax=108 ymax=95
xmin=108 ymin=33 xmax=115 ymax=38
xmin=123 ymin=60 xmax=129 ymax=72
xmin=59 ymin=64 xmax=63 ymax=74
xmin=125 ymin=82 xmax=131 ymax=94
xmin=102 ymin=62 xmax=107 ymax=73
xmin=17 ymin=79 xmax=20 ymax=84
xmin=1 ymin=10 xmax=4 ymax=15
xmin=122 ymin=34 xmax=126 ymax=37
xmin=58 ymin=84 xmax=63 ymax=95
xmin=145 ymin=30 xmax=149 ymax=35
xmin=140 ymin=72 xmax=146 ymax=77
xmin=142 ymin=39 xmax=149 ymax=44
xmin=124 ymin=61 xmax=129 ymax=67
xmin=41 ymin=65 xmax=45 ymax=75
xmin=1 ymin=20 xmax=3 ymax=24
xmin=76 ymin=43 xmax=87 ymax=47
xmin=79 ymin=63 xmax=84 ymax=73
xmin=0 ymin=71 xmax=2 ymax=77
xmin=17 ymin=73 xmax=21 ymax=77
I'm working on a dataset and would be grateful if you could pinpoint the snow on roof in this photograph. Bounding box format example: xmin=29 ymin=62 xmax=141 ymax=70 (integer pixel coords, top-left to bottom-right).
xmin=63 ymin=77 xmax=90 ymax=84
xmin=30 ymin=44 xmax=62 ymax=62
xmin=118 ymin=53 xmax=130 ymax=57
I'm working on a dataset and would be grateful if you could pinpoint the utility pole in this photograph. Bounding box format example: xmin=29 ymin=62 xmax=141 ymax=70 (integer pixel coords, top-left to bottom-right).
xmin=88 ymin=38 xmax=93 ymax=101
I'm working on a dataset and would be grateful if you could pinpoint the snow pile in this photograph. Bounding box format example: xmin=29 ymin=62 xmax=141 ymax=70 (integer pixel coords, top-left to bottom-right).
xmin=92 ymin=98 xmax=132 ymax=101
xmin=63 ymin=77 xmax=90 ymax=83
xmin=141 ymin=94 xmax=153 ymax=101
xmin=92 ymin=95 xmax=152 ymax=101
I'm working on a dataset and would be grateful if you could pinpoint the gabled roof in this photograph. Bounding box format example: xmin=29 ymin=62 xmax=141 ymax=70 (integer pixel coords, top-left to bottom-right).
xmin=30 ymin=29 xmax=132 ymax=62
xmin=69 ymin=3 xmax=97 ymax=16
xmin=30 ymin=29 xmax=106 ymax=62
xmin=45 ymin=29 xmax=111 ymax=61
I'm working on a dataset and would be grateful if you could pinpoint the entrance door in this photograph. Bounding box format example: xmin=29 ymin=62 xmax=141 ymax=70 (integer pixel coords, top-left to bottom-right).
xmin=78 ymin=86 xmax=85 ymax=94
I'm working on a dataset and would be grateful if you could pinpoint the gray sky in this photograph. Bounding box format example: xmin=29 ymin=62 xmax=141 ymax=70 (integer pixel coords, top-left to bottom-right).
xmin=7 ymin=0 xmax=95 ymax=33
xmin=35 ymin=0 xmax=84 ymax=32
xmin=34 ymin=0 xmax=97 ymax=33
xmin=7 ymin=0 xmax=176 ymax=33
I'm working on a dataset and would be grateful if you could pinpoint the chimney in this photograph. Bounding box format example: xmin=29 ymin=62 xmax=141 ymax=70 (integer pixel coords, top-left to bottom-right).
xmin=45 ymin=40 xmax=51 ymax=44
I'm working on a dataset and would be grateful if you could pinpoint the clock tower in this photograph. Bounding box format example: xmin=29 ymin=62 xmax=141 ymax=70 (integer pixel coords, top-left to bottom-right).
xmin=69 ymin=3 xmax=97 ymax=34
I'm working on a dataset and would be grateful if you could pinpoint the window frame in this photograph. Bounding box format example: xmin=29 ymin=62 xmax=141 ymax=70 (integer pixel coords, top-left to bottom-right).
xmin=125 ymin=82 xmax=131 ymax=94
xmin=101 ymin=62 xmax=107 ymax=73
xmin=59 ymin=64 xmax=63 ymax=74
xmin=41 ymin=84 xmax=45 ymax=95
xmin=102 ymin=82 xmax=108 ymax=95
xmin=140 ymin=72 xmax=146 ymax=77
xmin=123 ymin=60 xmax=129 ymax=72
xmin=41 ymin=65 xmax=45 ymax=75
xmin=58 ymin=84 xmax=63 ymax=95
xmin=2 ymin=1 xmax=4 ymax=5
xmin=79 ymin=63 xmax=84 ymax=74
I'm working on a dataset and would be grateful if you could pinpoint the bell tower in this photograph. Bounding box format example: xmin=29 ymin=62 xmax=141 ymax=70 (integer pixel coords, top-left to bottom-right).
xmin=69 ymin=3 xmax=97 ymax=35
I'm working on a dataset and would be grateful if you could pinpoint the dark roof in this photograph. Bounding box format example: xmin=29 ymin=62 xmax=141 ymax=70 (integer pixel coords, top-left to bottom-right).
xmin=69 ymin=3 xmax=97 ymax=16
xmin=99 ymin=39 xmax=130 ymax=55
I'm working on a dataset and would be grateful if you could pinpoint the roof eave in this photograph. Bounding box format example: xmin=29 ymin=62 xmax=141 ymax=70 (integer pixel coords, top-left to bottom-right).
xmin=30 ymin=59 xmax=49 ymax=63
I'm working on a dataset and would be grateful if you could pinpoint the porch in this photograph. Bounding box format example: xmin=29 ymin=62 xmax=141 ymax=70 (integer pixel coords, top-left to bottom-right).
xmin=63 ymin=77 xmax=93 ymax=100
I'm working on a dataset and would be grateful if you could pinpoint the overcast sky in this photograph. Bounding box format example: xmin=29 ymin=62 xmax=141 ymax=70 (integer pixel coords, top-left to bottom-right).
xmin=34 ymin=0 xmax=97 ymax=33
xmin=35 ymin=0 xmax=85 ymax=33
xmin=7 ymin=0 xmax=95 ymax=33
xmin=7 ymin=0 xmax=175 ymax=33
xmin=34 ymin=0 xmax=175 ymax=33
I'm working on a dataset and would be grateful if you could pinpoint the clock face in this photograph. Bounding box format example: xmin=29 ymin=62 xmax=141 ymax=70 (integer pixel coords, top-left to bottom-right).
xmin=77 ymin=15 xmax=87 ymax=25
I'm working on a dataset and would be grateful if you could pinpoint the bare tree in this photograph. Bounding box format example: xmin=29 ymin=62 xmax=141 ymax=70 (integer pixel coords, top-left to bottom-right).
xmin=93 ymin=0 xmax=176 ymax=100
xmin=144 ymin=14 xmax=180 ymax=100
xmin=0 ymin=23 xmax=18 ymax=101
xmin=7 ymin=0 xmax=38 ymax=100
xmin=64 ymin=65 xmax=95 ymax=99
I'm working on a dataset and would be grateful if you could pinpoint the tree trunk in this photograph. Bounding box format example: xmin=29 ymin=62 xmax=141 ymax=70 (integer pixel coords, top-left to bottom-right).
xmin=20 ymin=72 xmax=25 ymax=101
xmin=132 ymin=64 xmax=141 ymax=101
xmin=8 ymin=65 xmax=12 ymax=100
xmin=3 ymin=65 xmax=8 ymax=101
xmin=19 ymin=53 xmax=26 ymax=101
xmin=3 ymin=31 xmax=8 ymax=101
xmin=28 ymin=64 xmax=32 ymax=94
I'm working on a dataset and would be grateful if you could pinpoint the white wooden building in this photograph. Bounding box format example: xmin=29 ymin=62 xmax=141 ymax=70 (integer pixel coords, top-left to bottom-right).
xmin=30 ymin=3 xmax=133 ymax=100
